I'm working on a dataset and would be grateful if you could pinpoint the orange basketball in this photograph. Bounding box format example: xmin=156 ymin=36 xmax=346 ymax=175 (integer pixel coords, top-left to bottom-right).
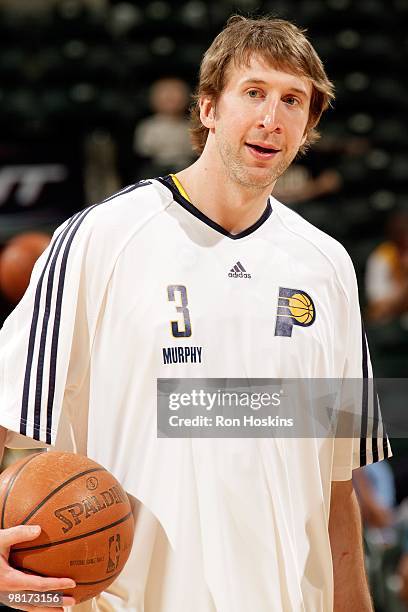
xmin=0 ymin=232 xmax=51 ymax=303
xmin=0 ymin=451 xmax=135 ymax=604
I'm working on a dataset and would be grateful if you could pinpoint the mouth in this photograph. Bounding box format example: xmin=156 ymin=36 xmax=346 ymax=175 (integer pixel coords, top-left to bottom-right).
xmin=245 ymin=143 xmax=281 ymax=160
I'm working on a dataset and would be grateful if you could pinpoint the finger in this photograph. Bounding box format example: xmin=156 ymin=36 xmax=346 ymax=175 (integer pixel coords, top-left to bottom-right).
xmin=2 ymin=567 xmax=76 ymax=591
xmin=0 ymin=525 xmax=41 ymax=549
xmin=62 ymin=596 xmax=76 ymax=607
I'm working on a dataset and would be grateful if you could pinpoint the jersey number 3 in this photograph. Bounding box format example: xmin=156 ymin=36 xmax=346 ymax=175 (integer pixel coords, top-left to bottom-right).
xmin=167 ymin=285 xmax=192 ymax=338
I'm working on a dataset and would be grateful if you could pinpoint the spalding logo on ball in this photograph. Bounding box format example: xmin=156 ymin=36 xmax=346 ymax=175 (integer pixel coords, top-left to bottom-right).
xmin=0 ymin=451 xmax=135 ymax=604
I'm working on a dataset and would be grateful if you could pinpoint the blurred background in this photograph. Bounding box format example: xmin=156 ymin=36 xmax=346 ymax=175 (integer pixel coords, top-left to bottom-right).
xmin=0 ymin=0 xmax=407 ymax=610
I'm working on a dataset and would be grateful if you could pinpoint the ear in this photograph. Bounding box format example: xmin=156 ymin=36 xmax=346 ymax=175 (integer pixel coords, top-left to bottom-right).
xmin=199 ymin=96 xmax=216 ymax=129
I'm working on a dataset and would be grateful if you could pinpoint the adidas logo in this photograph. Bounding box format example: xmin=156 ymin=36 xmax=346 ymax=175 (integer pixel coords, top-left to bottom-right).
xmin=228 ymin=261 xmax=251 ymax=279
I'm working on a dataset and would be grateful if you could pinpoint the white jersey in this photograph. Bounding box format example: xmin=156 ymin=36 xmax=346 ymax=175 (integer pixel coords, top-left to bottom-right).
xmin=0 ymin=177 xmax=390 ymax=612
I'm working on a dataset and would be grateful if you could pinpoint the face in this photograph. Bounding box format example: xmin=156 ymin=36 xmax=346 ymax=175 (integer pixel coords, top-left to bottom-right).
xmin=152 ymin=79 xmax=189 ymax=116
xmin=200 ymin=56 xmax=312 ymax=189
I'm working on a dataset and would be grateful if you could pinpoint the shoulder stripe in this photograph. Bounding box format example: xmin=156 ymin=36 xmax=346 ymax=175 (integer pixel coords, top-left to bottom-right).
xmin=102 ymin=182 xmax=149 ymax=204
xmin=359 ymin=319 xmax=390 ymax=465
xmin=20 ymin=210 xmax=82 ymax=435
xmin=359 ymin=320 xmax=368 ymax=466
xmin=35 ymin=204 xmax=97 ymax=442
xmin=44 ymin=203 xmax=101 ymax=441
xmin=371 ymin=388 xmax=379 ymax=463
xmin=20 ymin=181 xmax=150 ymax=442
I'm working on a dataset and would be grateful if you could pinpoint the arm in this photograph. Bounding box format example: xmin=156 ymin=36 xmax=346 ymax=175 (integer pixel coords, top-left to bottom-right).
xmin=329 ymin=480 xmax=373 ymax=612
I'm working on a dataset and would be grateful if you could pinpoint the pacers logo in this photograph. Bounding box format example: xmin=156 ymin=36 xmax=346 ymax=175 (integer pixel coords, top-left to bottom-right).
xmin=274 ymin=287 xmax=316 ymax=337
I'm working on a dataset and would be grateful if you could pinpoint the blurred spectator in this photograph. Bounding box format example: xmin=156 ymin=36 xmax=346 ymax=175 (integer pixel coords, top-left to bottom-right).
xmin=366 ymin=211 xmax=408 ymax=324
xmin=354 ymin=463 xmax=408 ymax=609
xmin=399 ymin=552 xmax=408 ymax=607
xmin=354 ymin=462 xmax=395 ymax=531
xmin=273 ymin=135 xmax=369 ymax=205
xmin=273 ymin=163 xmax=341 ymax=204
xmin=134 ymin=77 xmax=196 ymax=177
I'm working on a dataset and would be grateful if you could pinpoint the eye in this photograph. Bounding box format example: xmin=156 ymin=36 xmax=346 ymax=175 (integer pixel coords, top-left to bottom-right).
xmin=247 ymin=89 xmax=261 ymax=99
xmin=283 ymin=95 xmax=300 ymax=106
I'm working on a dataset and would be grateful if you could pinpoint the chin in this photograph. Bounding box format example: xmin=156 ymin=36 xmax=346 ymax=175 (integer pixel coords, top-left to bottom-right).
xmin=236 ymin=169 xmax=276 ymax=189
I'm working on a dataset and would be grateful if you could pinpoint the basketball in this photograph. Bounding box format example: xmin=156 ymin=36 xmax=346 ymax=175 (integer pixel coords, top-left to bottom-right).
xmin=0 ymin=232 xmax=51 ymax=304
xmin=289 ymin=293 xmax=314 ymax=325
xmin=0 ymin=451 xmax=135 ymax=604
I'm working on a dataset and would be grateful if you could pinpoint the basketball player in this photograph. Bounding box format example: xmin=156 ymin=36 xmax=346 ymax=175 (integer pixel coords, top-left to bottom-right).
xmin=0 ymin=15 xmax=390 ymax=612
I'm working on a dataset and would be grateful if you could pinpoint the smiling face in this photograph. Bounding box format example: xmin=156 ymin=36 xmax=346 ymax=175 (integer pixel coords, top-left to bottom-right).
xmin=200 ymin=56 xmax=313 ymax=190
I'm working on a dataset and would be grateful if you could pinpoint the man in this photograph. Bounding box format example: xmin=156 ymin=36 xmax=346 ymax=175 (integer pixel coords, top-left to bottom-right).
xmin=366 ymin=210 xmax=408 ymax=323
xmin=0 ymin=15 xmax=390 ymax=612
xmin=134 ymin=77 xmax=195 ymax=176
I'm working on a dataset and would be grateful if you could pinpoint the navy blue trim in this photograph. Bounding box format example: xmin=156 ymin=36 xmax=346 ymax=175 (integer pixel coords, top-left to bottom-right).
xmin=157 ymin=175 xmax=272 ymax=240
xmin=360 ymin=320 xmax=368 ymax=467
xmin=359 ymin=321 xmax=389 ymax=465
xmin=45 ymin=204 xmax=99 ymax=442
xmin=21 ymin=211 xmax=82 ymax=435
xmin=33 ymin=211 xmax=87 ymax=440
xmin=372 ymin=387 xmax=379 ymax=463
xmin=22 ymin=181 xmax=150 ymax=442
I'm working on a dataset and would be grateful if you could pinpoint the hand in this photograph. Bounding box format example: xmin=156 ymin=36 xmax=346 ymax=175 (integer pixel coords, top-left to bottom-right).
xmin=0 ymin=525 xmax=76 ymax=611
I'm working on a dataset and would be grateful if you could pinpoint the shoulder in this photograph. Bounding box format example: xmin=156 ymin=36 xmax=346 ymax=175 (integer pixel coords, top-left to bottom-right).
xmin=67 ymin=179 xmax=172 ymax=245
xmin=82 ymin=179 xmax=172 ymax=228
xmin=271 ymin=197 xmax=357 ymax=298
xmin=49 ymin=179 xmax=173 ymax=275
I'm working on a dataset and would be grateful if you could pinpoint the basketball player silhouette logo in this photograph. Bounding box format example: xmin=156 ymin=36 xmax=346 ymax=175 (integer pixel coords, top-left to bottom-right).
xmin=106 ymin=534 xmax=121 ymax=573
xmin=274 ymin=287 xmax=316 ymax=337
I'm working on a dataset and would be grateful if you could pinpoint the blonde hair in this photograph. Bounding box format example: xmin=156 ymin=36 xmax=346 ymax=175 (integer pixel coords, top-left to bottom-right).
xmin=190 ymin=15 xmax=335 ymax=155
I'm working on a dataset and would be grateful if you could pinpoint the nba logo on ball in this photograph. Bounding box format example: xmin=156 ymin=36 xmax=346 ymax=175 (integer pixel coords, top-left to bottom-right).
xmin=274 ymin=287 xmax=316 ymax=337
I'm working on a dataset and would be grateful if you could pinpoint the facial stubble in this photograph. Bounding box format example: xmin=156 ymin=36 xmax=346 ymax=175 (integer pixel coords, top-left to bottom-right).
xmin=216 ymin=129 xmax=298 ymax=191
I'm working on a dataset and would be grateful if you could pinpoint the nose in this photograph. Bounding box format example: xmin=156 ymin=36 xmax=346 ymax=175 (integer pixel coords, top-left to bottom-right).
xmin=258 ymin=98 xmax=282 ymax=133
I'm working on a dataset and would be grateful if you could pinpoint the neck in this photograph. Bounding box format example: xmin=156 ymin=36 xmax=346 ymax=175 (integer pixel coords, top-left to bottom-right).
xmin=176 ymin=146 xmax=274 ymax=235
